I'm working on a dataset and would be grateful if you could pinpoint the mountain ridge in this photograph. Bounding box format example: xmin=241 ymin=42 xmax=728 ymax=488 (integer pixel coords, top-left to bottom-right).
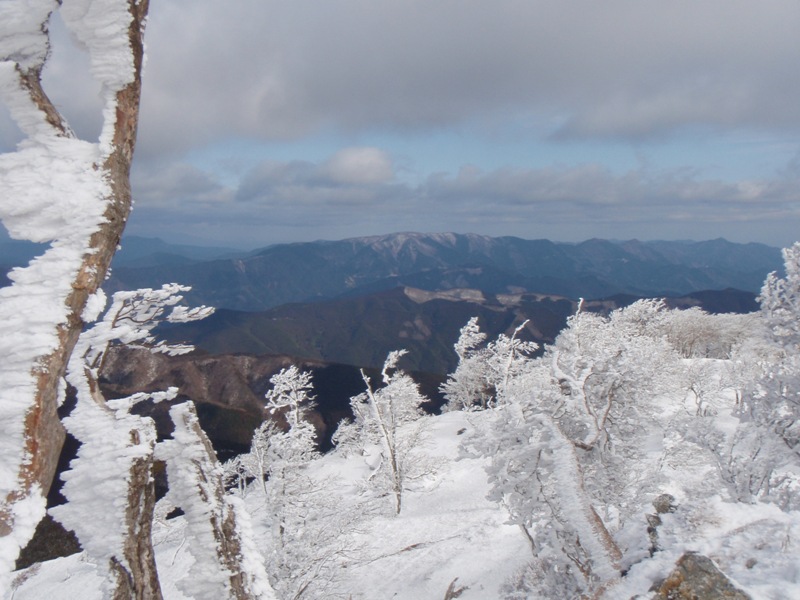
xmin=104 ymin=233 xmax=782 ymax=312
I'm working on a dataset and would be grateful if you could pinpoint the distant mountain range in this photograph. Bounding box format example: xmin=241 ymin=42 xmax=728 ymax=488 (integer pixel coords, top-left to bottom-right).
xmin=0 ymin=233 xmax=781 ymax=307
xmin=92 ymin=233 xmax=783 ymax=311
xmin=0 ymin=234 xmax=242 ymax=284
xmin=0 ymin=230 xmax=778 ymax=374
xmin=1 ymin=231 xmax=777 ymax=373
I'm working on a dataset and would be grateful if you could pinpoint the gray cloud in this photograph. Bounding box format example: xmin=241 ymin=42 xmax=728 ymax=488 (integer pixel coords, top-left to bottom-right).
xmin=125 ymin=151 xmax=800 ymax=248
xmin=94 ymin=0 xmax=799 ymax=156
xmin=2 ymin=1 xmax=798 ymax=154
xmin=132 ymin=162 xmax=233 ymax=206
xmin=3 ymin=1 xmax=799 ymax=249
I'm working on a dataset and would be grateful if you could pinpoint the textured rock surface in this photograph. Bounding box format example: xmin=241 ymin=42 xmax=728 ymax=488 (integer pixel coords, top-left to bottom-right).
xmin=654 ymin=552 xmax=751 ymax=600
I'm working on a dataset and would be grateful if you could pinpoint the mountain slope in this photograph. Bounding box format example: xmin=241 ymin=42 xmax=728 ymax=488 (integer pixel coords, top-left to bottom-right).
xmin=105 ymin=233 xmax=782 ymax=311
xmin=159 ymin=285 xmax=758 ymax=375
xmin=158 ymin=287 xmax=574 ymax=373
xmin=99 ymin=345 xmax=445 ymax=453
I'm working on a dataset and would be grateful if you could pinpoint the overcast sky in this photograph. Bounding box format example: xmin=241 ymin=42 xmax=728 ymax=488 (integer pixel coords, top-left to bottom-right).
xmin=3 ymin=0 xmax=800 ymax=249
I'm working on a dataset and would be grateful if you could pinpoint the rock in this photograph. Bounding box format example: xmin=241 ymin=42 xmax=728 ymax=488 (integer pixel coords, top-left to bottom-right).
xmin=647 ymin=493 xmax=677 ymax=556
xmin=646 ymin=513 xmax=662 ymax=556
xmin=654 ymin=552 xmax=751 ymax=599
xmin=653 ymin=493 xmax=677 ymax=514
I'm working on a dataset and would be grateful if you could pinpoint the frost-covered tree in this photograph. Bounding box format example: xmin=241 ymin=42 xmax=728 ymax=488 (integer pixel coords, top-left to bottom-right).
xmin=226 ymin=420 xmax=277 ymax=498
xmin=469 ymin=300 xmax=684 ymax=596
xmin=226 ymin=365 xmax=317 ymax=501
xmin=80 ymin=289 xmax=277 ymax=599
xmin=228 ymin=367 xmax=360 ymax=599
xmin=760 ymin=242 xmax=800 ymax=350
xmin=662 ymin=307 xmax=754 ymax=359
xmin=334 ymin=350 xmax=431 ymax=515
xmin=440 ymin=317 xmax=491 ymax=411
xmin=80 ymin=284 xmax=214 ymax=375
xmin=48 ymin=283 xmax=270 ymax=598
xmin=441 ymin=319 xmax=538 ymax=411
xmin=718 ymin=243 xmax=800 ymax=509
xmin=265 ymin=365 xmax=317 ymax=429
xmin=0 ymin=0 xmax=148 ymax=583
xmin=49 ymin=285 xmax=210 ymax=597
xmin=259 ymin=422 xmax=358 ymax=600
xmin=545 ymin=300 xmax=679 ymax=455
xmin=475 ymin=375 xmax=624 ymax=595
xmin=225 ymin=416 xmax=316 ymax=503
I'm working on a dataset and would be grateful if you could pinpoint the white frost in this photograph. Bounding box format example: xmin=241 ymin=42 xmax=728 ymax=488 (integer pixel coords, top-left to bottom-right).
xmin=0 ymin=0 xmax=137 ymax=586
xmin=60 ymin=0 xmax=136 ymax=151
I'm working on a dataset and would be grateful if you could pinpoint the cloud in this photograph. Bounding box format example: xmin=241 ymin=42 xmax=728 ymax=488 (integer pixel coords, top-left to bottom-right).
xmin=235 ymin=147 xmax=396 ymax=208
xmin=322 ymin=147 xmax=394 ymax=184
xmin=3 ymin=3 xmax=798 ymax=248
xmin=423 ymin=164 xmax=799 ymax=228
xmin=9 ymin=0 xmax=790 ymax=157
xmin=125 ymin=149 xmax=800 ymax=248
xmin=132 ymin=162 xmax=233 ymax=206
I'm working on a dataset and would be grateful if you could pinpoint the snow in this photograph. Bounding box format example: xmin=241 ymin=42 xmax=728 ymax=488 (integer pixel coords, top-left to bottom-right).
xmin=0 ymin=1 xmax=56 ymax=73
xmin=334 ymin=412 xmax=531 ymax=599
xmin=7 ymin=552 xmax=106 ymax=600
xmin=614 ymin=497 xmax=800 ymax=600
xmin=7 ymin=412 xmax=533 ymax=599
xmin=81 ymin=288 xmax=107 ymax=322
xmin=48 ymin=342 xmax=157 ymax=594
xmin=0 ymin=0 xmax=140 ymax=587
xmin=8 ymin=400 xmax=800 ymax=599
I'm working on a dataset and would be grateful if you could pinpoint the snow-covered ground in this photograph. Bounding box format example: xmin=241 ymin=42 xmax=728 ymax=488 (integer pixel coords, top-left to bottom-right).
xmin=8 ymin=366 xmax=800 ymax=599
xmin=313 ymin=412 xmax=530 ymax=599
xmin=7 ymin=412 xmax=531 ymax=599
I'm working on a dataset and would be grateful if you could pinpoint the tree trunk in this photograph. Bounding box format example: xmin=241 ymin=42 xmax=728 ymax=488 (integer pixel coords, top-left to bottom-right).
xmin=0 ymin=0 xmax=149 ymax=579
xmin=157 ymin=402 xmax=276 ymax=599
xmin=535 ymin=414 xmax=622 ymax=587
xmin=111 ymin=441 xmax=163 ymax=600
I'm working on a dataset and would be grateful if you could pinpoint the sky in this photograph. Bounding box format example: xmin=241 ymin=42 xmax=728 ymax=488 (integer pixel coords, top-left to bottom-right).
xmin=2 ymin=0 xmax=800 ymax=249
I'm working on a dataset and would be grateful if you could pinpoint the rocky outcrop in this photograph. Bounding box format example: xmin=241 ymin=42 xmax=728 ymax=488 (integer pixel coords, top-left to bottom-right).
xmin=98 ymin=346 xmax=401 ymax=452
xmin=654 ymin=552 xmax=751 ymax=599
xmin=647 ymin=493 xmax=677 ymax=556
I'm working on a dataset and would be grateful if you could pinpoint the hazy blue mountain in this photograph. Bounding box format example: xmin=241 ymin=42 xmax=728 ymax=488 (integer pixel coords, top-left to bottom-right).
xmin=0 ymin=234 xmax=245 ymax=280
xmin=0 ymin=231 xmax=781 ymax=309
xmin=106 ymin=233 xmax=781 ymax=311
xmin=111 ymin=236 xmax=246 ymax=267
